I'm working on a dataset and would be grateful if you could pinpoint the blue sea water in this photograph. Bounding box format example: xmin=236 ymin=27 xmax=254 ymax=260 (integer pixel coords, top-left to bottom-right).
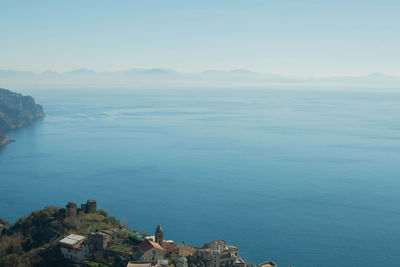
xmin=1 ymin=87 xmax=400 ymax=267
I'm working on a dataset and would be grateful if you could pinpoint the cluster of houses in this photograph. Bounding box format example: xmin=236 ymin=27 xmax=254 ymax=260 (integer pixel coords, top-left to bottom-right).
xmin=59 ymin=200 xmax=280 ymax=267
xmin=59 ymin=200 xmax=119 ymax=262
xmin=60 ymin=228 xmax=119 ymax=262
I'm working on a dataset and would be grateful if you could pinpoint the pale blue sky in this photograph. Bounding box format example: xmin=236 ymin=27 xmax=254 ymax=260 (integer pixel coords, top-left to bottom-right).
xmin=1 ymin=0 xmax=399 ymax=76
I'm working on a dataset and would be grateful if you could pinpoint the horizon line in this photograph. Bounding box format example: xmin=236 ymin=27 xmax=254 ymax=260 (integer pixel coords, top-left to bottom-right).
xmin=1 ymin=67 xmax=399 ymax=79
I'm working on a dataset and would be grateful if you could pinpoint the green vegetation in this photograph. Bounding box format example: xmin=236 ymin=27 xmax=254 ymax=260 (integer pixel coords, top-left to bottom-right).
xmin=0 ymin=201 xmax=194 ymax=267
xmin=82 ymin=260 xmax=109 ymax=267
xmin=106 ymin=244 xmax=133 ymax=255
xmin=0 ymin=203 xmax=121 ymax=267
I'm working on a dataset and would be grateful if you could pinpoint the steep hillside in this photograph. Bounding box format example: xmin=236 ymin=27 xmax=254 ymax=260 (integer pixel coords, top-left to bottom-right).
xmin=0 ymin=203 xmax=123 ymax=267
xmin=0 ymin=88 xmax=44 ymax=147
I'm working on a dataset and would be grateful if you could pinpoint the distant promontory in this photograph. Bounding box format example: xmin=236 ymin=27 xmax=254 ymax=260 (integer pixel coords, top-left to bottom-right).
xmin=0 ymin=88 xmax=45 ymax=148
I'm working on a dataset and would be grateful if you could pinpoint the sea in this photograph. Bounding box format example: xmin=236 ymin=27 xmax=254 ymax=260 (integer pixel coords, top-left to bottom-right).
xmin=1 ymin=87 xmax=400 ymax=267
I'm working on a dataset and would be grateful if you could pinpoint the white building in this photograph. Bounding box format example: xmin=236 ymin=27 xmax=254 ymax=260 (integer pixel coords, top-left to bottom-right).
xmin=196 ymin=240 xmax=245 ymax=267
xmin=59 ymin=234 xmax=91 ymax=262
xmin=260 ymin=261 xmax=278 ymax=267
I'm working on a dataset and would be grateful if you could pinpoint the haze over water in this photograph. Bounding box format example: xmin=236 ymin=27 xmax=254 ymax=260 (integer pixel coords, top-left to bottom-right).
xmin=1 ymin=88 xmax=400 ymax=267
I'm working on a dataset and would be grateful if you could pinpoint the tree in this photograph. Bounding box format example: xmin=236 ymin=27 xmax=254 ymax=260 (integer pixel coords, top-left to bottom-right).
xmin=98 ymin=209 xmax=108 ymax=217
xmin=22 ymin=234 xmax=34 ymax=251
xmin=176 ymin=257 xmax=188 ymax=267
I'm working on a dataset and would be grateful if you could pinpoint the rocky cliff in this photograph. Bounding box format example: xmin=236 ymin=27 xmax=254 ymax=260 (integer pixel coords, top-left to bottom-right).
xmin=0 ymin=88 xmax=45 ymax=148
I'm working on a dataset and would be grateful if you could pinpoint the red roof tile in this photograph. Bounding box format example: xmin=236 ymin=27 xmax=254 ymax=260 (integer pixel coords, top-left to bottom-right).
xmin=139 ymin=239 xmax=165 ymax=252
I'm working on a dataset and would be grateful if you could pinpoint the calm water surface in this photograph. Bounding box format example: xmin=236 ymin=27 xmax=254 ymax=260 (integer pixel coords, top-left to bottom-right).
xmin=1 ymin=88 xmax=400 ymax=267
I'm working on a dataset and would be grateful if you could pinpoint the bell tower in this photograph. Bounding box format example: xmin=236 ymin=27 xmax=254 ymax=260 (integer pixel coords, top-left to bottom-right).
xmin=155 ymin=225 xmax=164 ymax=247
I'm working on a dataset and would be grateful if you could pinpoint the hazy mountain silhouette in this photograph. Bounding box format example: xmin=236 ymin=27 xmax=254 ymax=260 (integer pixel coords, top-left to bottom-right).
xmin=0 ymin=68 xmax=399 ymax=89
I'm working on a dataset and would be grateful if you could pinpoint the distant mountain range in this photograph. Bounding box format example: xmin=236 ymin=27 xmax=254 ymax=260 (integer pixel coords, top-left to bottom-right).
xmin=0 ymin=68 xmax=399 ymax=88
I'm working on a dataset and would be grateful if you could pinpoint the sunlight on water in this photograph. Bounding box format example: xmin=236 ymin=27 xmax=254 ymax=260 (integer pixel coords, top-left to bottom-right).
xmin=1 ymin=88 xmax=400 ymax=266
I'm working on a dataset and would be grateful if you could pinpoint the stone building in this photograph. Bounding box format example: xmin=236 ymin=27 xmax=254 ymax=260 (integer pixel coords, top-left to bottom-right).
xmin=89 ymin=228 xmax=118 ymax=250
xmin=133 ymin=225 xmax=171 ymax=263
xmin=247 ymin=261 xmax=278 ymax=267
xmin=195 ymin=240 xmax=246 ymax=267
xmin=133 ymin=239 xmax=166 ymax=262
xmin=81 ymin=200 xmax=97 ymax=213
xmin=260 ymin=261 xmax=278 ymax=267
xmin=127 ymin=262 xmax=152 ymax=267
xmin=155 ymin=225 xmax=164 ymax=247
xmin=66 ymin=202 xmax=78 ymax=217
xmin=59 ymin=234 xmax=91 ymax=262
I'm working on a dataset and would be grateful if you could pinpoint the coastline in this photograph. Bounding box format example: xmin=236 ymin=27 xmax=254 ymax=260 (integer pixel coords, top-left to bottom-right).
xmin=0 ymin=133 xmax=15 ymax=149
xmin=0 ymin=136 xmax=15 ymax=148
xmin=0 ymin=88 xmax=45 ymax=151
xmin=0 ymin=200 xmax=280 ymax=267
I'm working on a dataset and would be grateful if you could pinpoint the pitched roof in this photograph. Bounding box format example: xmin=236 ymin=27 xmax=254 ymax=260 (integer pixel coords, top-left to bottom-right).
xmin=139 ymin=239 xmax=165 ymax=252
xmin=163 ymin=241 xmax=179 ymax=252
xmin=156 ymin=224 xmax=163 ymax=233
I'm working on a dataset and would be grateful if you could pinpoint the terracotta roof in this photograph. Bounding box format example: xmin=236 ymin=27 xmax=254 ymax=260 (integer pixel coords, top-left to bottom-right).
xmin=163 ymin=241 xmax=179 ymax=252
xmin=139 ymin=239 xmax=165 ymax=252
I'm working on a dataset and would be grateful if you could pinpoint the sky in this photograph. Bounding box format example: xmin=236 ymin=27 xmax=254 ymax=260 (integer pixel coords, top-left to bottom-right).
xmin=0 ymin=0 xmax=399 ymax=77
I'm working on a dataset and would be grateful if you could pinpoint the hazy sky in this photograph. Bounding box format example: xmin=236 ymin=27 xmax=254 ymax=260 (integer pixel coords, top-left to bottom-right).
xmin=1 ymin=0 xmax=399 ymax=77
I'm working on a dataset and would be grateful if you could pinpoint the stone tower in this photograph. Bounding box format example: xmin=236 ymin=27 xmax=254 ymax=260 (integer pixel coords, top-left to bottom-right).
xmin=155 ymin=225 xmax=164 ymax=247
xmin=86 ymin=200 xmax=97 ymax=213
xmin=81 ymin=200 xmax=97 ymax=214
xmin=66 ymin=202 xmax=77 ymax=217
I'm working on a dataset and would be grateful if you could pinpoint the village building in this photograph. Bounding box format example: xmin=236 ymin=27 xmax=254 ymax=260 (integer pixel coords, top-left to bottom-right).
xmin=145 ymin=225 xmax=186 ymax=256
xmin=59 ymin=234 xmax=91 ymax=262
xmin=195 ymin=240 xmax=246 ymax=267
xmin=89 ymin=228 xmax=118 ymax=250
xmin=155 ymin=224 xmax=163 ymax=246
xmin=156 ymin=259 xmax=169 ymax=267
xmin=127 ymin=262 xmax=152 ymax=267
xmin=260 ymin=261 xmax=278 ymax=267
xmin=133 ymin=239 xmax=166 ymax=262
xmin=133 ymin=225 xmax=169 ymax=263
xmin=126 ymin=260 xmax=169 ymax=267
